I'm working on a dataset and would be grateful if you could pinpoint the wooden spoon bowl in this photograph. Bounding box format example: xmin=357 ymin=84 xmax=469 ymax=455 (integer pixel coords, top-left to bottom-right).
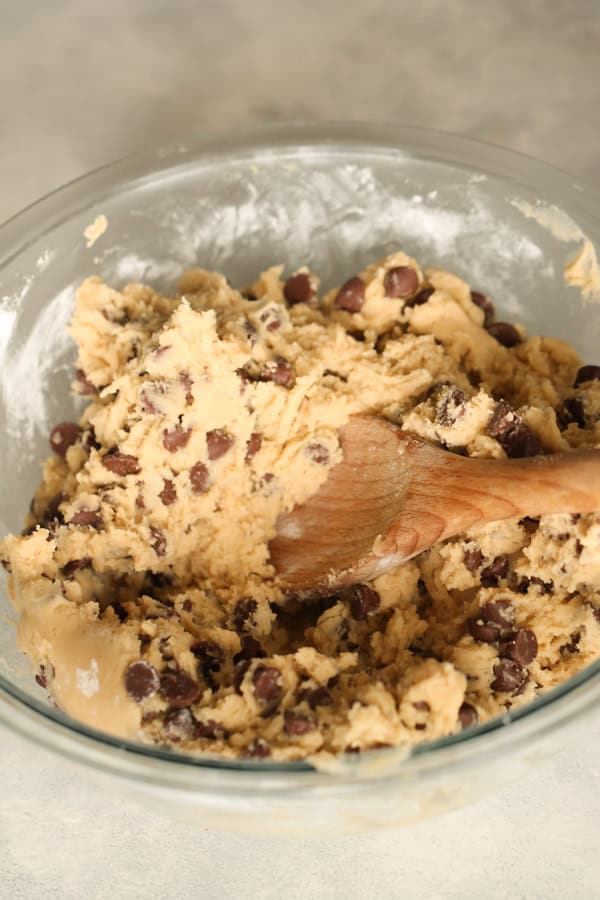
xmin=270 ymin=416 xmax=600 ymax=592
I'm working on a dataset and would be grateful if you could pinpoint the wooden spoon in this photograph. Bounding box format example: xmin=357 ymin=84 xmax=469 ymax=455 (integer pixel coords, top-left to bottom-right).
xmin=269 ymin=416 xmax=600 ymax=592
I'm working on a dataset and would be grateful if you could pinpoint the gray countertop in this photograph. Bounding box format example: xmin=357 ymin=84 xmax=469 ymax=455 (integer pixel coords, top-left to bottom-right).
xmin=2 ymin=2 xmax=600 ymax=897
xmin=2 ymin=0 xmax=600 ymax=227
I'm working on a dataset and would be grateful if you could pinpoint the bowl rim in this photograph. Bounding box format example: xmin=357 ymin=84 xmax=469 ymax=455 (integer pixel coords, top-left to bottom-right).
xmin=2 ymin=120 xmax=600 ymax=794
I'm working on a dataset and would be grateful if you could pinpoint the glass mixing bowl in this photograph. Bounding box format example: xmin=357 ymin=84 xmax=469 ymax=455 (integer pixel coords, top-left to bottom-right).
xmin=2 ymin=123 xmax=600 ymax=836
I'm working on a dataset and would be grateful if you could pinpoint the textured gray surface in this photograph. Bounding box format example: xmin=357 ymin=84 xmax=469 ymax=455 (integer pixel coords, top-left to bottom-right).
xmin=2 ymin=1 xmax=600 ymax=897
xmin=3 ymin=714 xmax=600 ymax=900
xmin=1 ymin=0 xmax=600 ymax=225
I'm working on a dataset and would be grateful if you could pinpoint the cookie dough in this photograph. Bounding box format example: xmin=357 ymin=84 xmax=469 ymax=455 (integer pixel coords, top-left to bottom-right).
xmin=3 ymin=251 xmax=600 ymax=761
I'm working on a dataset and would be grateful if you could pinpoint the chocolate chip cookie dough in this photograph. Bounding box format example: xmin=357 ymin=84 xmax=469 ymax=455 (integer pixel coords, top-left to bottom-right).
xmin=3 ymin=250 xmax=600 ymax=761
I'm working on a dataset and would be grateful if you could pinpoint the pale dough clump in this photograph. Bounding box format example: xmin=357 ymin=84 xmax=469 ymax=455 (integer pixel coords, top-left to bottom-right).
xmin=2 ymin=251 xmax=600 ymax=761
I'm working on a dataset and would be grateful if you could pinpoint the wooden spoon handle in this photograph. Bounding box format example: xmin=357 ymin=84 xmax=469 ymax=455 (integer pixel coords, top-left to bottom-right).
xmin=381 ymin=434 xmax=600 ymax=562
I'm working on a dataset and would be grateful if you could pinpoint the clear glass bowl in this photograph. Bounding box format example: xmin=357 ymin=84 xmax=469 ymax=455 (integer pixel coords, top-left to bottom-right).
xmin=2 ymin=123 xmax=600 ymax=835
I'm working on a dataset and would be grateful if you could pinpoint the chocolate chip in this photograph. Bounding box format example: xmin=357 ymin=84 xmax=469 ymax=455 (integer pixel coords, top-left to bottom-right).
xmin=487 ymin=322 xmax=522 ymax=347
xmin=408 ymin=288 xmax=435 ymax=307
xmin=463 ymin=547 xmax=484 ymax=573
xmin=146 ymin=571 xmax=173 ymax=590
xmin=61 ymin=557 xmax=91 ymax=577
xmin=68 ymin=509 xmax=101 ymax=528
xmin=180 ymin=372 xmax=194 ymax=405
xmin=283 ymin=710 xmax=315 ymax=736
xmin=252 ymin=666 xmax=283 ymax=706
xmin=233 ymin=659 xmax=252 ymax=693
xmin=109 ymin=602 xmax=128 ymax=622
xmin=163 ymin=424 xmax=192 ymax=453
xmin=125 ymin=660 xmax=160 ymax=702
xmin=458 ymin=702 xmax=478 ymax=730
xmin=191 ymin=640 xmax=225 ymax=677
xmin=436 ymin=387 xmax=467 ymax=427
xmin=75 ymin=369 xmax=98 ymax=396
xmin=233 ymin=597 xmax=258 ymax=632
xmin=159 ymin=668 xmax=201 ymax=708
xmin=49 ymin=422 xmax=82 ymax=457
xmin=519 ymin=516 xmax=540 ymax=534
xmin=517 ymin=575 xmax=553 ymax=595
xmin=158 ymin=479 xmax=177 ymax=506
xmin=284 ymin=273 xmax=314 ymax=305
xmin=467 ymin=616 xmax=500 ymax=643
xmin=305 ymin=442 xmax=330 ymax=464
xmin=150 ymin=526 xmax=166 ymax=557
xmin=182 ymin=599 xmax=192 ymax=612
xmin=470 ymin=291 xmax=495 ymax=326
xmin=383 ymin=266 xmax=419 ymax=299
xmin=260 ymin=308 xmax=282 ymax=332
xmin=560 ymin=632 xmax=581 ymax=655
xmin=159 ymin=641 xmax=172 ymax=664
xmin=206 ymin=428 xmax=234 ymax=460
xmin=335 ymin=277 xmax=365 ymax=313
xmin=237 ymin=366 xmax=252 ymax=388
xmin=480 ymin=599 xmax=514 ymax=628
xmin=480 ymin=556 xmax=510 ymax=587
xmin=261 ymin=356 xmax=295 ymax=387
xmin=413 ymin=700 xmax=430 ymax=712
xmin=189 ymin=461 xmax=209 ymax=494
xmin=574 ymin=365 xmax=600 ymax=387
xmin=491 ymin=659 xmax=527 ymax=693
xmin=346 ymin=584 xmax=380 ymax=621
xmin=298 ymin=685 xmax=332 ymax=708
xmin=238 ymin=436 xmax=260 ymax=470
xmin=467 ymin=599 xmax=514 ymax=643
xmin=195 ymin=719 xmax=226 ymax=741
xmin=101 ymin=450 xmax=141 ymax=476
xmin=234 ymin=635 xmax=266 ymax=663
xmin=82 ymin=428 xmax=100 ymax=453
xmin=349 ymin=329 xmax=365 ymax=342
xmin=35 ymin=664 xmax=53 ymax=689
xmin=498 ymin=629 xmax=538 ymax=666
xmin=486 ymin=401 xmax=542 ymax=458
xmin=163 ymin=707 xmax=196 ymax=741
xmin=246 ymin=738 xmax=271 ymax=758
xmin=560 ymin=397 xmax=586 ymax=429
xmin=40 ymin=492 xmax=64 ymax=527
xmin=140 ymin=393 xmax=157 ymax=416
